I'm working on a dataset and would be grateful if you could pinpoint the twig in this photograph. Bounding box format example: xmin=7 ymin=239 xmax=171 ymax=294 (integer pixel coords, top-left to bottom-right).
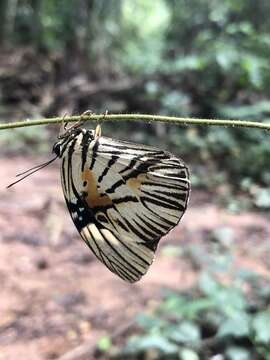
xmin=56 ymin=320 xmax=136 ymax=360
xmin=55 ymin=343 xmax=94 ymax=360
xmin=0 ymin=113 xmax=270 ymax=131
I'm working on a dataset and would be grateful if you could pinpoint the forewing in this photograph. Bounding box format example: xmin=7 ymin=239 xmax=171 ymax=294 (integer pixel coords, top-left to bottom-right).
xmin=61 ymin=134 xmax=190 ymax=282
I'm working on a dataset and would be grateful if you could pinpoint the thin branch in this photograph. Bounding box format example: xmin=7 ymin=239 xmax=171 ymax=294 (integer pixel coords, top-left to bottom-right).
xmin=0 ymin=113 xmax=270 ymax=131
xmin=56 ymin=320 xmax=136 ymax=360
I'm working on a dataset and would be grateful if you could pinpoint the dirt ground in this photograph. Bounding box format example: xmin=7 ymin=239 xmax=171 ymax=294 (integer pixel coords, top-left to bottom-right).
xmin=0 ymin=157 xmax=270 ymax=360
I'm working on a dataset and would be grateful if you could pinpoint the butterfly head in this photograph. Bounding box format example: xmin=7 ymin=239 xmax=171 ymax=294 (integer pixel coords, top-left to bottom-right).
xmin=53 ymin=127 xmax=89 ymax=158
xmin=53 ymin=124 xmax=102 ymax=158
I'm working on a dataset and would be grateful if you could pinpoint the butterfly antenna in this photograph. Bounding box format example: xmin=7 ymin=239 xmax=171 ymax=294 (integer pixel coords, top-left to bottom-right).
xmin=7 ymin=156 xmax=58 ymax=189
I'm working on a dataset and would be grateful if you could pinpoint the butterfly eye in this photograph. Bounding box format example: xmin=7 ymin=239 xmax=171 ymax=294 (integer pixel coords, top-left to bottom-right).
xmin=53 ymin=142 xmax=61 ymax=157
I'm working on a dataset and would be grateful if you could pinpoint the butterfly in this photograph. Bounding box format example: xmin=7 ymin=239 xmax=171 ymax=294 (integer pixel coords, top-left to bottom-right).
xmin=9 ymin=123 xmax=190 ymax=283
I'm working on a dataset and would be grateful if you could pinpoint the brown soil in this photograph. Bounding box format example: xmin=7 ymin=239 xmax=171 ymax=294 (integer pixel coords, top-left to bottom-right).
xmin=0 ymin=157 xmax=270 ymax=360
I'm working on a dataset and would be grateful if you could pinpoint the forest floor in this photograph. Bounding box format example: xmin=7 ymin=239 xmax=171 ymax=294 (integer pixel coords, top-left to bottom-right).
xmin=0 ymin=157 xmax=270 ymax=360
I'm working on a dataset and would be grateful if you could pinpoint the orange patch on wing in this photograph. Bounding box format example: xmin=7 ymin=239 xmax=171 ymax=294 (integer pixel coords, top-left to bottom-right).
xmin=126 ymin=174 xmax=146 ymax=193
xmin=81 ymin=169 xmax=112 ymax=207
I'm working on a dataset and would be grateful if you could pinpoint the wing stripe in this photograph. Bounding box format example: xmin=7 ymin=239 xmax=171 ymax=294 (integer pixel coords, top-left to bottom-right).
xmin=140 ymin=199 xmax=177 ymax=226
xmin=141 ymin=195 xmax=183 ymax=212
xmin=83 ymin=225 xmax=128 ymax=278
xmin=101 ymin=229 xmax=150 ymax=268
xmin=105 ymin=179 xmax=125 ymax=194
xmin=102 ymin=212 xmax=152 ymax=267
xmin=98 ymin=142 xmax=165 ymax=152
xmin=95 ymin=227 xmax=146 ymax=275
xmin=109 ymin=258 xmax=137 ymax=282
xmin=122 ymin=163 xmax=151 ymax=181
xmin=112 ymin=217 xmax=129 ymax=232
xmin=143 ymin=214 xmax=173 ymax=232
xmin=89 ymin=141 xmax=99 ymax=169
xmin=81 ymin=227 xmax=99 ymax=257
xmin=136 ymin=214 xmax=162 ymax=236
xmin=89 ymin=196 xmax=139 ymax=214
xmin=97 ymin=155 xmax=119 ymax=183
xmin=109 ymin=253 xmax=142 ymax=279
xmin=122 ymin=217 xmax=155 ymax=247
xmin=113 ymin=196 xmax=139 ymax=205
xmin=141 ymin=189 xmax=183 ymax=209
xmin=108 ymin=253 xmax=142 ymax=282
xmin=81 ymin=226 xmax=103 ymax=261
xmin=115 ymin=237 xmax=152 ymax=267
xmin=81 ymin=131 xmax=93 ymax=171
xmin=143 ymin=181 xmax=189 ymax=191
xmin=151 ymin=164 xmax=186 ymax=171
xmin=133 ymin=218 xmax=158 ymax=239
xmin=85 ymin=225 xmax=127 ymax=275
xmin=118 ymin=158 xmax=138 ymax=174
xmin=61 ymin=157 xmax=67 ymax=194
xmin=66 ymin=137 xmax=78 ymax=198
xmin=150 ymin=189 xmax=189 ymax=202
xmin=59 ymin=134 xmax=76 ymax=158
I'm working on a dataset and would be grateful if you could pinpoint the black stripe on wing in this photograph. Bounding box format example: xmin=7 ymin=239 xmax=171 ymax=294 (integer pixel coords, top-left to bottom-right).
xmin=81 ymin=223 xmax=153 ymax=282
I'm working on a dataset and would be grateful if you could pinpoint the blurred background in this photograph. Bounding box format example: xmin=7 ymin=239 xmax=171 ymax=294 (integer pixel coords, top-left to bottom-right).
xmin=0 ymin=1 xmax=270 ymax=359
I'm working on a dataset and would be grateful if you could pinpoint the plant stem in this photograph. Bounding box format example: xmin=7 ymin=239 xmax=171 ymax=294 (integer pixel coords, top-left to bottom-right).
xmin=0 ymin=113 xmax=270 ymax=131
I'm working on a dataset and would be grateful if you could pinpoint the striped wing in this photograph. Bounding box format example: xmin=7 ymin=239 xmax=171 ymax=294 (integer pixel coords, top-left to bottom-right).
xmin=61 ymin=134 xmax=190 ymax=282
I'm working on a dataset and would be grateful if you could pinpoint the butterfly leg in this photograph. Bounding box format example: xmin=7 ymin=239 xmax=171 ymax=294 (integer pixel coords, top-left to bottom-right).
xmin=94 ymin=124 xmax=102 ymax=138
xmin=94 ymin=110 xmax=108 ymax=139
xmin=81 ymin=109 xmax=94 ymax=118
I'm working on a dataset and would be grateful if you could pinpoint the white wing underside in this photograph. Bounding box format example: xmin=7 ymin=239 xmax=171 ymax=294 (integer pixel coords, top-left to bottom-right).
xmin=62 ymin=136 xmax=190 ymax=282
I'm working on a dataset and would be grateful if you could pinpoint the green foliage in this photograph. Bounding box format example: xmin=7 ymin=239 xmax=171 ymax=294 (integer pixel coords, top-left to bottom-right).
xmin=97 ymin=335 xmax=112 ymax=352
xmin=0 ymin=127 xmax=50 ymax=154
xmin=120 ymin=0 xmax=170 ymax=74
xmin=118 ymin=0 xmax=270 ymax=192
xmin=107 ymin=271 xmax=270 ymax=359
xmin=166 ymin=1 xmax=270 ymax=191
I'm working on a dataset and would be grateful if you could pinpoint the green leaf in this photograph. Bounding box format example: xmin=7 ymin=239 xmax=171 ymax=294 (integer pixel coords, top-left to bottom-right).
xmin=253 ymin=188 xmax=270 ymax=209
xmin=199 ymin=272 xmax=220 ymax=296
xmin=179 ymin=348 xmax=200 ymax=360
xmin=125 ymin=335 xmax=178 ymax=354
xmin=166 ymin=321 xmax=201 ymax=344
xmin=225 ymin=346 xmax=251 ymax=360
xmin=252 ymin=312 xmax=270 ymax=344
xmin=179 ymin=298 xmax=214 ymax=318
xmin=160 ymin=293 xmax=214 ymax=319
xmin=258 ymin=284 xmax=270 ymax=300
xmin=218 ymin=313 xmax=250 ymax=338
xmin=208 ymin=287 xmax=247 ymax=316
xmin=160 ymin=295 xmax=186 ymax=314
xmin=135 ymin=313 xmax=167 ymax=332
xmin=97 ymin=336 xmax=112 ymax=352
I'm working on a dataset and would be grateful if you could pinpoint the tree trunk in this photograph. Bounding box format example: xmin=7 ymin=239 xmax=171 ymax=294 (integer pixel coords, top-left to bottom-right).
xmin=0 ymin=0 xmax=9 ymax=47
xmin=31 ymin=0 xmax=43 ymax=52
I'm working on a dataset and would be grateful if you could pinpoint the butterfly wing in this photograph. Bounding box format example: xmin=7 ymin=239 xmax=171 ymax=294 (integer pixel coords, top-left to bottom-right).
xmin=60 ymin=132 xmax=190 ymax=282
